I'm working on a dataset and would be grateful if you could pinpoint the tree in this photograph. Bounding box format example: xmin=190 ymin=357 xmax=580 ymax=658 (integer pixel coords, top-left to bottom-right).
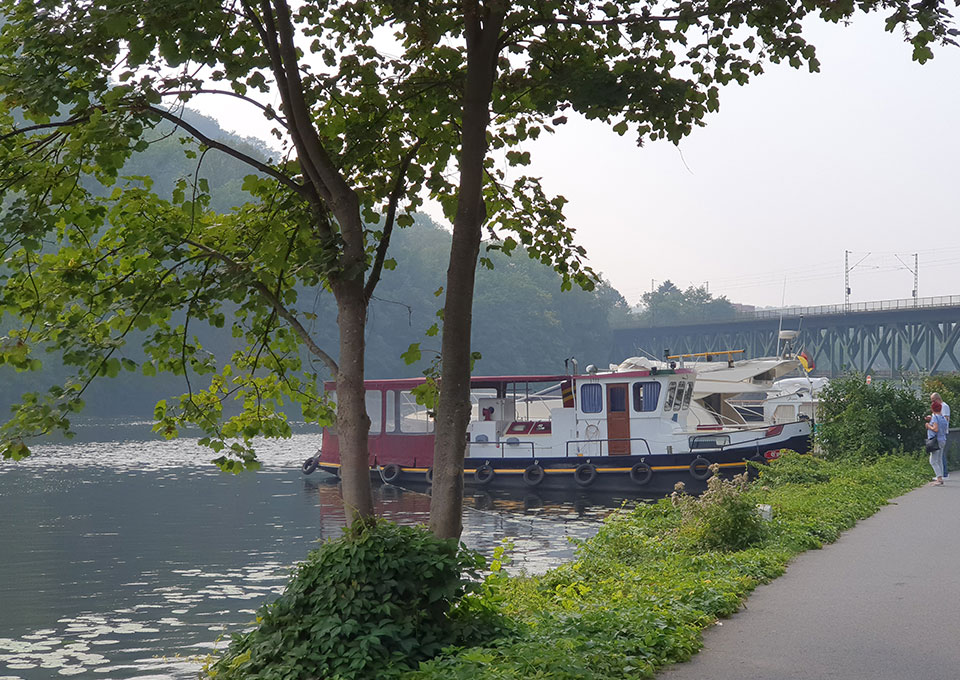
xmin=816 ymin=372 xmax=926 ymax=458
xmin=636 ymin=280 xmax=736 ymax=326
xmin=0 ymin=1 xmax=589 ymax=531
xmin=1 ymin=1 xmax=955 ymax=541
xmin=414 ymin=0 xmax=956 ymax=537
xmin=0 ymin=0 xmax=440 ymax=525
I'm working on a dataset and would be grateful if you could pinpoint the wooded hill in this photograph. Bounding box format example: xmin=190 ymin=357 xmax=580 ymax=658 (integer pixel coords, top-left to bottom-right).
xmin=0 ymin=111 xmax=633 ymax=419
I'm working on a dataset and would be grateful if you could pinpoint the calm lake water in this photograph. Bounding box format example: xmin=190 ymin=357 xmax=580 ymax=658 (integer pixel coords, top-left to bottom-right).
xmin=0 ymin=423 xmax=623 ymax=679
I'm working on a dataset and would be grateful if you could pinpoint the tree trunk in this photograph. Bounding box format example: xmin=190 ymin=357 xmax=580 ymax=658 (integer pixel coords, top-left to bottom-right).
xmin=429 ymin=5 xmax=504 ymax=540
xmin=333 ymin=275 xmax=375 ymax=525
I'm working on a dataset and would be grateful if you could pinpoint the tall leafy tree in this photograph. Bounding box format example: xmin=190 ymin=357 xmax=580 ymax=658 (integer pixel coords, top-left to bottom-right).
xmin=0 ymin=1 xmax=589 ymax=529
xmin=0 ymin=1 xmax=955 ymax=539
xmin=422 ymin=0 xmax=956 ymax=538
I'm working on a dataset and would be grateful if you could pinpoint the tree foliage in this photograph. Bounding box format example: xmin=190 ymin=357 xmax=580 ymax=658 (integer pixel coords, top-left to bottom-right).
xmin=815 ymin=372 xmax=926 ymax=459
xmin=922 ymin=375 xmax=960 ymax=411
xmin=635 ymin=280 xmax=736 ymax=327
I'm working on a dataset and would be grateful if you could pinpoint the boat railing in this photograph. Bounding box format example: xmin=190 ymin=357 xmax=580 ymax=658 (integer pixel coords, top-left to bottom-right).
xmin=468 ymin=440 xmax=536 ymax=458
xmin=564 ymin=437 xmax=653 ymax=457
xmin=689 ymin=429 xmax=800 ymax=454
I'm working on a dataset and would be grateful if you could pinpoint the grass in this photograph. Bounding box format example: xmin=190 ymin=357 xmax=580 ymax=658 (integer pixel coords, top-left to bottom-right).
xmin=401 ymin=453 xmax=931 ymax=679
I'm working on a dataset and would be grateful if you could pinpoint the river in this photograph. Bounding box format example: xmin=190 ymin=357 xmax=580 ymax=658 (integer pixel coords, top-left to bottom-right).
xmin=0 ymin=422 xmax=622 ymax=679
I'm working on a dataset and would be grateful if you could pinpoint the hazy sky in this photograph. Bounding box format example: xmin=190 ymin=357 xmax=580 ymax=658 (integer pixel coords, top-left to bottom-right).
xmin=204 ymin=11 xmax=960 ymax=310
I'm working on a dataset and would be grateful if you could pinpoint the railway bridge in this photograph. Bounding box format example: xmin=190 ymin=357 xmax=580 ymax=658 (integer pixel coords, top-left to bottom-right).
xmin=611 ymin=295 xmax=960 ymax=378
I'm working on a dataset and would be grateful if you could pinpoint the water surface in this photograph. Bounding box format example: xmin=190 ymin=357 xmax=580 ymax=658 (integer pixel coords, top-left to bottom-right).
xmin=0 ymin=431 xmax=621 ymax=679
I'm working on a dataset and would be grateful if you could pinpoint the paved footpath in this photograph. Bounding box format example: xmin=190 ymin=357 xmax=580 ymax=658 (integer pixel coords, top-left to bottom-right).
xmin=660 ymin=478 xmax=960 ymax=680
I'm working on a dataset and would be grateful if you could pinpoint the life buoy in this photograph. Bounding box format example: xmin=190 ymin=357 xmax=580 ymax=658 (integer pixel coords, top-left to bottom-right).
xmin=425 ymin=467 xmax=434 ymax=484
xmin=689 ymin=457 xmax=712 ymax=481
xmin=302 ymin=457 xmax=318 ymax=475
xmin=474 ymin=464 xmax=496 ymax=486
xmin=629 ymin=462 xmax=653 ymax=485
xmin=522 ymin=464 xmax=545 ymax=487
xmin=573 ymin=463 xmax=597 ymax=487
xmin=380 ymin=463 xmax=402 ymax=484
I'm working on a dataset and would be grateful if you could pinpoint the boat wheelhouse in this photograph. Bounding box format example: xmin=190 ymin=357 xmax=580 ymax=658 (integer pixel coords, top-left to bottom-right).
xmin=308 ymin=362 xmax=811 ymax=495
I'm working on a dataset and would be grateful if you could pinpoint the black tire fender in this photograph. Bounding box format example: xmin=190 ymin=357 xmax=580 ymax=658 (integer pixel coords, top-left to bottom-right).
xmin=380 ymin=463 xmax=402 ymax=484
xmin=474 ymin=464 xmax=496 ymax=486
xmin=522 ymin=464 xmax=545 ymax=487
xmin=689 ymin=456 xmax=712 ymax=481
xmin=424 ymin=467 xmax=434 ymax=484
xmin=302 ymin=457 xmax=318 ymax=475
xmin=573 ymin=463 xmax=597 ymax=487
xmin=629 ymin=462 xmax=653 ymax=485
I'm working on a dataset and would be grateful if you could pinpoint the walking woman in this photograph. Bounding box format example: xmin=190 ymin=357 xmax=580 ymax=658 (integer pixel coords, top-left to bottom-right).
xmin=927 ymin=401 xmax=948 ymax=486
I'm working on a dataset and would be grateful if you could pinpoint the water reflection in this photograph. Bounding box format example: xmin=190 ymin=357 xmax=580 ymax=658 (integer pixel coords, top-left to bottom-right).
xmin=0 ymin=433 xmax=632 ymax=679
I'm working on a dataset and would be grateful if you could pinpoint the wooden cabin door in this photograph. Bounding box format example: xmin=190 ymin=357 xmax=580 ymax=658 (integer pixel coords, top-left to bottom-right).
xmin=606 ymin=383 xmax=630 ymax=455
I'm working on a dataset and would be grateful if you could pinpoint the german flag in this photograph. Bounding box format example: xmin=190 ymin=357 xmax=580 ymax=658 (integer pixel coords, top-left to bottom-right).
xmin=561 ymin=379 xmax=576 ymax=408
xmin=798 ymin=351 xmax=815 ymax=373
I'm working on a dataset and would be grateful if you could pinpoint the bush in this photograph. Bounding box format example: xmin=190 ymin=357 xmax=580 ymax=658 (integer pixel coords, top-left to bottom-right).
xmin=922 ymin=375 xmax=960 ymax=410
xmin=756 ymin=451 xmax=832 ymax=487
xmin=205 ymin=520 xmax=501 ymax=680
xmin=815 ymin=372 xmax=926 ymax=459
xmin=671 ymin=467 xmax=766 ymax=551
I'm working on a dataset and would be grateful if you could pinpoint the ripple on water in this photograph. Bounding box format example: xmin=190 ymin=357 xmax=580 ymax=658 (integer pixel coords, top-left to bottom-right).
xmin=1 ymin=435 xmax=624 ymax=679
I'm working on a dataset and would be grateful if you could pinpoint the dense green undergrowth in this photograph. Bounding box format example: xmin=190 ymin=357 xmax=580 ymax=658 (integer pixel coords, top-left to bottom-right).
xmin=402 ymin=453 xmax=930 ymax=680
xmin=205 ymin=454 xmax=929 ymax=679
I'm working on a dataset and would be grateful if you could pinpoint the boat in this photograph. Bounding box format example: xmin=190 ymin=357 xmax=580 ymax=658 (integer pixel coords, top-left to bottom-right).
xmin=616 ymin=350 xmax=804 ymax=429
xmin=304 ymin=351 xmax=812 ymax=496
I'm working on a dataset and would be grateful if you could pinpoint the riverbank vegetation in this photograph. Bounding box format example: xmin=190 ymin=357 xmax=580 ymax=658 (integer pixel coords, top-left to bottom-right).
xmin=401 ymin=454 xmax=929 ymax=679
xmin=816 ymin=372 xmax=927 ymax=459
xmin=204 ymin=453 xmax=930 ymax=679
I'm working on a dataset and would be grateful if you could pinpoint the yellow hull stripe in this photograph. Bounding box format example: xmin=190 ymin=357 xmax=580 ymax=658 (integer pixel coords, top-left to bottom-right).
xmin=321 ymin=461 xmax=749 ymax=474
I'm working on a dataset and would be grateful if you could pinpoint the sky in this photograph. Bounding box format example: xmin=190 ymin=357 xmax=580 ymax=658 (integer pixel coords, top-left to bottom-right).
xmin=202 ymin=11 xmax=960 ymax=310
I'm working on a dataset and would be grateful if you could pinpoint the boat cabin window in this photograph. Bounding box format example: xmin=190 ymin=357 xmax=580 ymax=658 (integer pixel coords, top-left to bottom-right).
xmin=385 ymin=390 xmax=396 ymax=432
xmin=773 ymin=404 xmax=794 ymax=424
xmin=632 ymin=381 xmax=661 ymax=412
xmin=663 ymin=380 xmax=693 ymax=412
xmin=690 ymin=434 xmax=731 ymax=449
xmin=366 ymin=390 xmax=382 ymax=434
xmin=399 ymin=390 xmax=434 ymax=433
xmin=663 ymin=381 xmax=678 ymax=411
xmin=673 ymin=380 xmax=690 ymax=412
xmin=609 ymin=385 xmax=627 ymax=413
xmin=580 ymin=383 xmax=603 ymax=414
xmin=681 ymin=381 xmax=694 ymax=410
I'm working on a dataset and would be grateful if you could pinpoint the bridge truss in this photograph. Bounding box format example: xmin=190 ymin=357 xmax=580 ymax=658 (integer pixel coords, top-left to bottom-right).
xmin=612 ymin=305 xmax=960 ymax=378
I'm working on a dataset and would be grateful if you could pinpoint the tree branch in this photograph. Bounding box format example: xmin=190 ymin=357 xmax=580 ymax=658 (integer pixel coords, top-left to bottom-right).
xmin=160 ymin=89 xmax=290 ymax=128
xmin=250 ymin=0 xmax=329 ymax=201
xmin=364 ymin=139 xmax=424 ymax=301
xmin=270 ymin=0 xmax=358 ymax=215
xmin=0 ymin=116 xmax=89 ymax=143
xmin=184 ymin=238 xmax=339 ymax=377
xmin=144 ymin=105 xmax=313 ymax=202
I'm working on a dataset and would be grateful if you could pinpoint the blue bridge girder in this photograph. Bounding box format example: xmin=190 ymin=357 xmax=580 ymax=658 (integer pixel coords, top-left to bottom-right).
xmin=611 ymin=297 xmax=960 ymax=378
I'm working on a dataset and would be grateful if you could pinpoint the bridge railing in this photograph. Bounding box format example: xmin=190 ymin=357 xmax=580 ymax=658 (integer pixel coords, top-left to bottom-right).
xmin=616 ymin=294 xmax=960 ymax=329
xmin=748 ymin=294 xmax=960 ymax=320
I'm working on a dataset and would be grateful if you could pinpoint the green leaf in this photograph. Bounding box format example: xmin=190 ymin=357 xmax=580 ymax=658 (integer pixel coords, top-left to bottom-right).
xmin=401 ymin=343 xmax=422 ymax=365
